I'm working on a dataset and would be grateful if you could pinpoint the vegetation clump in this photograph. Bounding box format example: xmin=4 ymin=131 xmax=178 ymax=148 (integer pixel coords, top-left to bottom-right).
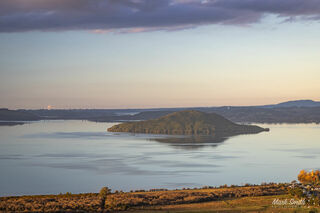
xmin=298 ymin=170 xmax=320 ymax=185
xmin=289 ymin=170 xmax=320 ymax=207
xmin=0 ymin=193 xmax=101 ymax=212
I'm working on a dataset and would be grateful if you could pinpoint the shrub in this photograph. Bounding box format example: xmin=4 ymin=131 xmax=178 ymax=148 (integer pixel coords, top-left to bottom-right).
xmin=298 ymin=170 xmax=320 ymax=185
xmin=288 ymin=187 xmax=303 ymax=198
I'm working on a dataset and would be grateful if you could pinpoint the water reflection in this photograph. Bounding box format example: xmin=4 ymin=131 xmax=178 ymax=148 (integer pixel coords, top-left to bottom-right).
xmin=23 ymin=131 xmax=229 ymax=150
xmin=149 ymin=135 xmax=227 ymax=150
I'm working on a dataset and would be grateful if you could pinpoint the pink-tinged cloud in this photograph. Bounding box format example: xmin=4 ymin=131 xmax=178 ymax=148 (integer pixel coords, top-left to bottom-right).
xmin=0 ymin=0 xmax=320 ymax=33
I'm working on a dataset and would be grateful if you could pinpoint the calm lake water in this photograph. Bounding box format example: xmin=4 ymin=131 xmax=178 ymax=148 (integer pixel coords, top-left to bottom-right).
xmin=0 ymin=120 xmax=319 ymax=196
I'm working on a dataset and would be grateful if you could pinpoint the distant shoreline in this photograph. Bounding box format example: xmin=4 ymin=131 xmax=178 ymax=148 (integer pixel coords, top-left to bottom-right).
xmin=0 ymin=121 xmax=25 ymax=126
xmin=1 ymin=119 xmax=320 ymax=127
xmin=2 ymin=104 xmax=320 ymax=125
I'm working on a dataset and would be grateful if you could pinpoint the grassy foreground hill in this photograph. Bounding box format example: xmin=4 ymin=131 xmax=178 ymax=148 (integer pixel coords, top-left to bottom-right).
xmin=1 ymin=184 xmax=318 ymax=212
xmin=108 ymin=110 xmax=269 ymax=136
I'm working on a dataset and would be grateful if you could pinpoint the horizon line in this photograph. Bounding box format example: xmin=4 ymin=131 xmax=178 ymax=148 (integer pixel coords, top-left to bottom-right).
xmin=1 ymin=99 xmax=319 ymax=111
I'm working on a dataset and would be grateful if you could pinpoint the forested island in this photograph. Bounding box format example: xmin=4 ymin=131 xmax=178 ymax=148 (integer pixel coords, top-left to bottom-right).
xmin=107 ymin=110 xmax=269 ymax=137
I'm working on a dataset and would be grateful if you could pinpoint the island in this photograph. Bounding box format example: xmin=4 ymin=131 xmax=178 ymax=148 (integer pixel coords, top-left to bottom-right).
xmin=107 ymin=110 xmax=269 ymax=137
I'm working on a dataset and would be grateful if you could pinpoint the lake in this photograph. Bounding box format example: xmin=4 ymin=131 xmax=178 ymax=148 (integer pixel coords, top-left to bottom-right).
xmin=0 ymin=120 xmax=319 ymax=196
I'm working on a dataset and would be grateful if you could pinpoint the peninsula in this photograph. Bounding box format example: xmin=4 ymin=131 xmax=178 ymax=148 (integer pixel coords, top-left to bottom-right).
xmin=107 ymin=110 xmax=269 ymax=137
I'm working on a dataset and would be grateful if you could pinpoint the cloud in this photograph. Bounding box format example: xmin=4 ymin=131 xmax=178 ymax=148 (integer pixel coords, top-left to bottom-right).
xmin=0 ymin=0 xmax=319 ymax=33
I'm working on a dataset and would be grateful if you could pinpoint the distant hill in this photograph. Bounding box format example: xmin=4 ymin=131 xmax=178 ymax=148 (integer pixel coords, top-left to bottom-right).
xmin=107 ymin=110 xmax=269 ymax=136
xmin=89 ymin=110 xmax=175 ymax=122
xmin=3 ymin=99 xmax=319 ymax=124
xmin=0 ymin=108 xmax=40 ymax=121
xmin=206 ymin=106 xmax=320 ymax=124
xmin=261 ymin=100 xmax=320 ymax=108
xmin=22 ymin=109 xmax=118 ymax=120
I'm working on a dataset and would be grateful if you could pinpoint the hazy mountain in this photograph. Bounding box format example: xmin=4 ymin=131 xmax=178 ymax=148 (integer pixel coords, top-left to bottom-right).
xmin=107 ymin=110 xmax=269 ymax=136
xmin=261 ymin=100 xmax=320 ymax=108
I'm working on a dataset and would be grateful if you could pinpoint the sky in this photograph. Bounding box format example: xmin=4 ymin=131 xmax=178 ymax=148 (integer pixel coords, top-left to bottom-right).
xmin=0 ymin=0 xmax=320 ymax=109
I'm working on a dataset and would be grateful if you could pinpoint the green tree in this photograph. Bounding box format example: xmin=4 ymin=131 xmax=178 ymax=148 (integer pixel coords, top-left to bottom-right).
xmin=99 ymin=187 xmax=111 ymax=212
xmin=99 ymin=187 xmax=111 ymax=199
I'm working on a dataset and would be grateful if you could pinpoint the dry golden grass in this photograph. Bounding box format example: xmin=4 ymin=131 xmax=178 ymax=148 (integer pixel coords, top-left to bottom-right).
xmin=0 ymin=193 xmax=101 ymax=212
xmin=124 ymin=195 xmax=320 ymax=213
xmin=104 ymin=184 xmax=287 ymax=211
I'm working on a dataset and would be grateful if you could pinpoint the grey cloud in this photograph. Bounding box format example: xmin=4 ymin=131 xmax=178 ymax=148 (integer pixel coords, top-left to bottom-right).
xmin=0 ymin=0 xmax=319 ymax=32
xmin=213 ymin=0 xmax=320 ymax=15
